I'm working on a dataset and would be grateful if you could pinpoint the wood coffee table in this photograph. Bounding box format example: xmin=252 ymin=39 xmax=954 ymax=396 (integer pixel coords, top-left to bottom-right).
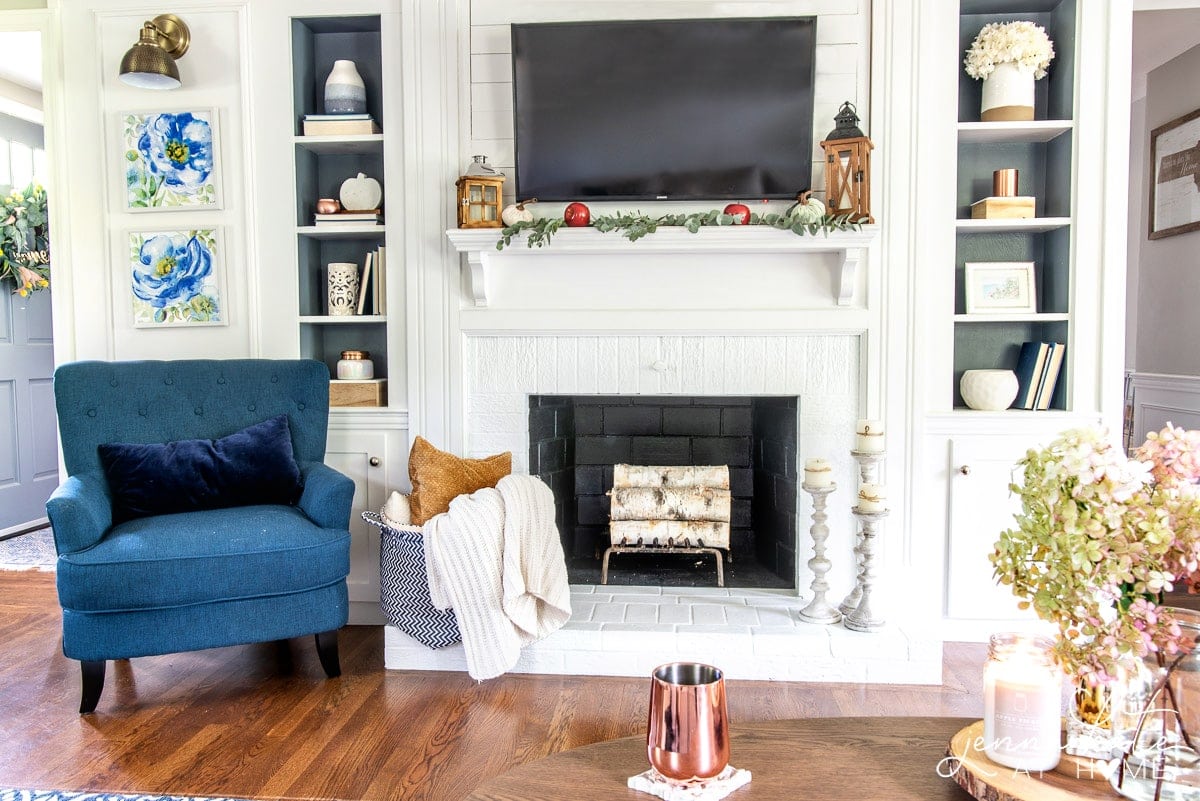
xmin=465 ymin=716 xmax=977 ymax=800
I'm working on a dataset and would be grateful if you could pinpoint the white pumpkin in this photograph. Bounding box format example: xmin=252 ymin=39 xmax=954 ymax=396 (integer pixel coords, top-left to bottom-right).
xmin=786 ymin=191 xmax=825 ymax=224
xmin=339 ymin=172 xmax=382 ymax=211
xmin=501 ymin=199 xmax=536 ymax=226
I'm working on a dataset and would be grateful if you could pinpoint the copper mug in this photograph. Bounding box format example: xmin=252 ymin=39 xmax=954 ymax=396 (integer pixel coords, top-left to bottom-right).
xmin=646 ymin=662 xmax=729 ymax=782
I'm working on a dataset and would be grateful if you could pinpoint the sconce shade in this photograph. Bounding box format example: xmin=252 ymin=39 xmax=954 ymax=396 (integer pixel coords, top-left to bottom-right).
xmin=119 ymin=14 xmax=191 ymax=90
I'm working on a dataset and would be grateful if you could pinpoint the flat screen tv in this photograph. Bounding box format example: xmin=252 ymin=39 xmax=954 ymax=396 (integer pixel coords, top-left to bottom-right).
xmin=511 ymin=17 xmax=817 ymax=202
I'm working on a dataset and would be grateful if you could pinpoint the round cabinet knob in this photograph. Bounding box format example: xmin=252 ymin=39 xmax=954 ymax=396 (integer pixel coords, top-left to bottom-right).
xmin=959 ymin=465 xmax=971 ymax=476
xmin=369 ymin=457 xmax=381 ymax=467
xmin=650 ymin=360 xmax=670 ymax=373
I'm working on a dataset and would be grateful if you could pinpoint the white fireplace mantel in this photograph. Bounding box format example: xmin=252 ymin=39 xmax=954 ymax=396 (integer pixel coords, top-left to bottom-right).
xmin=446 ymin=225 xmax=880 ymax=308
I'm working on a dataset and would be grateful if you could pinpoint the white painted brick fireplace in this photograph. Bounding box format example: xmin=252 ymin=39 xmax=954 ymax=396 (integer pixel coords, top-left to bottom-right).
xmin=385 ymin=227 xmax=942 ymax=684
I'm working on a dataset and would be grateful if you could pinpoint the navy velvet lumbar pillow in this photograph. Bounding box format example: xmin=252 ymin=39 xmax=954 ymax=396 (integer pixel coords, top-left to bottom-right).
xmin=98 ymin=414 xmax=303 ymax=523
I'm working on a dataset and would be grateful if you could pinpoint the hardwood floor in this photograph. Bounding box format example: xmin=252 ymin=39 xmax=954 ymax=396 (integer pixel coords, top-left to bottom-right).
xmin=0 ymin=571 xmax=986 ymax=801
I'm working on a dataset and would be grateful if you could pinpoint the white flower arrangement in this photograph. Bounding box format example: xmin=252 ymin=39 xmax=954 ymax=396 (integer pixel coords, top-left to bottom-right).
xmin=964 ymin=21 xmax=1056 ymax=81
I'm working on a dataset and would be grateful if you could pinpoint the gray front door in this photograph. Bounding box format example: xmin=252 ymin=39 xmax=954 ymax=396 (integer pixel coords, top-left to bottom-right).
xmin=0 ymin=286 xmax=56 ymax=534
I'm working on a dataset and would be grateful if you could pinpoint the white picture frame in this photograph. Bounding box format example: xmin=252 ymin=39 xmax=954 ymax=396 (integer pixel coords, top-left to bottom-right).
xmin=128 ymin=228 xmax=227 ymax=328
xmin=121 ymin=108 xmax=221 ymax=211
xmin=964 ymin=261 xmax=1037 ymax=315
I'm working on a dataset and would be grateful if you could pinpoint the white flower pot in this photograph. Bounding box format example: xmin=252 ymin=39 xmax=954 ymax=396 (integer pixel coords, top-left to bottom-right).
xmin=960 ymin=369 xmax=1019 ymax=411
xmin=981 ymin=61 xmax=1035 ymax=122
xmin=324 ymin=60 xmax=367 ymax=115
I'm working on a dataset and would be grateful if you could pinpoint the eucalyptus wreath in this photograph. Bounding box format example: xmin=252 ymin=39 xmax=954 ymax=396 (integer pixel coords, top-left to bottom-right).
xmin=0 ymin=183 xmax=50 ymax=296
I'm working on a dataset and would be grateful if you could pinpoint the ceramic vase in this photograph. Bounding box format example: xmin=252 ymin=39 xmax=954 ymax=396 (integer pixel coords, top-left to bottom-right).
xmin=960 ymin=369 xmax=1019 ymax=411
xmin=324 ymin=60 xmax=366 ymax=115
xmin=327 ymin=262 xmax=359 ymax=316
xmin=981 ymin=61 xmax=1035 ymax=121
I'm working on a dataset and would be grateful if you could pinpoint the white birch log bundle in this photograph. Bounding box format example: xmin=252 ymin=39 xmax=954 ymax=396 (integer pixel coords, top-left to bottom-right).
xmin=608 ymin=487 xmax=732 ymax=522
xmin=612 ymin=464 xmax=730 ymax=490
xmin=609 ymin=520 xmax=731 ymax=549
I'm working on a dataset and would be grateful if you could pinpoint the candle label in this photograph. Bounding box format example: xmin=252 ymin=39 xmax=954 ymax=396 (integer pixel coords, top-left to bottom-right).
xmin=983 ymin=680 xmax=1062 ymax=767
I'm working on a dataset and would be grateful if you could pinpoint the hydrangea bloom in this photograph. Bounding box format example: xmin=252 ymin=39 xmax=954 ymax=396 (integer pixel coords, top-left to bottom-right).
xmin=992 ymin=426 xmax=1200 ymax=684
xmin=964 ymin=21 xmax=1056 ymax=81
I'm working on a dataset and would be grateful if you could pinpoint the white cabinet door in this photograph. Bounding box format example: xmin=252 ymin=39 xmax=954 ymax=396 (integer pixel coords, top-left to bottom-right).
xmin=945 ymin=436 xmax=1036 ymax=620
xmin=327 ymin=427 xmax=401 ymax=624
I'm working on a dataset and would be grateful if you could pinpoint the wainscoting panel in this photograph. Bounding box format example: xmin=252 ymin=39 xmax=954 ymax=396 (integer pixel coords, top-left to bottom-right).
xmin=1128 ymin=373 xmax=1200 ymax=445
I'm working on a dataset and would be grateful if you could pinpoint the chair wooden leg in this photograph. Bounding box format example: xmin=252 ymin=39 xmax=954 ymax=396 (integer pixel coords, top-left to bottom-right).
xmin=79 ymin=660 xmax=105 ymax=714
xmin=314 ymin=630 xmax=341 ymax=678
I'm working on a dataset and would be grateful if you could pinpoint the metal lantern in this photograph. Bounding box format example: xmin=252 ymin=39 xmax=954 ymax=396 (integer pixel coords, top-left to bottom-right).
xmin=455 ymin=155 xmax=505 ymax=228
xmin=819 ymin=102 xmax=874 ymax=224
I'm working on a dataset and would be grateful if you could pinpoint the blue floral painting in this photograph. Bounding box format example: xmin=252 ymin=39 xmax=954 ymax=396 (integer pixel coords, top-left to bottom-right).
xmin=123 ymin=110 xmax=220 ymax=210
xmin=129 ymin=229 xmax=224 ymax=327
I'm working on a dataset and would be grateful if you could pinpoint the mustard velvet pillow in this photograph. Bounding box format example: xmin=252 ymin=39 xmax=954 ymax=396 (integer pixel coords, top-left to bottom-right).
xmin=407 ymin=435 xmax=512 ymax=525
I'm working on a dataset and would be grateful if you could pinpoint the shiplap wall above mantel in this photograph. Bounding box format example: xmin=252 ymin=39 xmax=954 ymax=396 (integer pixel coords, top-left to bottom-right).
xmin=463 ymin=0 xmax=871 ymax=209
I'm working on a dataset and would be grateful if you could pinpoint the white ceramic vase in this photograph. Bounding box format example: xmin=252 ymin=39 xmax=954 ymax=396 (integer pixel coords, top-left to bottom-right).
xmin=327 ymin=262 xmax=359 ymax=316
xmin=981 ymin=61 xmax=1035 ymax=122
xmin=960 ymin=369 xmax=1019 ymax=411
xmin=324 ymin=59 xmax=366 ymax=115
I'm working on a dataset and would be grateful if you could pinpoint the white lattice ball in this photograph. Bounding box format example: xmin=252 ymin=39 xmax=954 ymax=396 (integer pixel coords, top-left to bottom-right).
xmin=960 ymin=369 xmax=1019 ymax=411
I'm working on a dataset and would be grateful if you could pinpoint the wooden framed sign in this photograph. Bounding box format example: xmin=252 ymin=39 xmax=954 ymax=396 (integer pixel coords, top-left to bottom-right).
xmin=1149 ymin=106 xmax=1200 ymax=240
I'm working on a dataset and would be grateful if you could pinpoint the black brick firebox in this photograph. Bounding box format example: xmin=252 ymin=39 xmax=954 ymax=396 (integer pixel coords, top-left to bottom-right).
xmin=529 ymin=395 xmax=798 ymax=588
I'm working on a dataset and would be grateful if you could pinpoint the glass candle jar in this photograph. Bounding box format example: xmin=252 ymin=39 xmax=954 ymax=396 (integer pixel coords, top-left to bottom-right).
xmin=983 ymin=633 xmax=1063 ymax=771
xmin=336 ymin=350 xmax=374 ymax=380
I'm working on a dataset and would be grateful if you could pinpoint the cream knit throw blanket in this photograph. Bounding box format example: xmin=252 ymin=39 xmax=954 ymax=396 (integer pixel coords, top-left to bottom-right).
xmin=423 ymin=474 xmax=572 ymax=680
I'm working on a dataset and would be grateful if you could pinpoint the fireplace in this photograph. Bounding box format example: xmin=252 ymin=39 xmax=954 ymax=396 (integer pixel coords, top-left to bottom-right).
xmin=529 ymin=394 xmax=799 ymax=589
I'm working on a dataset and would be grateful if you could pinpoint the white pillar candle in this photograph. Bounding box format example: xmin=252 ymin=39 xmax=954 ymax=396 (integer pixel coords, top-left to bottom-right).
xmin=803 ymin=458 xmax=833 ymax=487
xmin=982 ymin=633 xmax=1063 ymax=771
xmin=856 ymin=483 xmax=886 ymax=512
xmin=855 ymin=419 xmax=885 ymax=453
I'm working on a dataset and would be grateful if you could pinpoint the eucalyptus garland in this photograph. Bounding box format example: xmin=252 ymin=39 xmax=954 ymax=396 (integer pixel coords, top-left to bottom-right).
xmin=495 ymin=209 xmax=864 ymax=251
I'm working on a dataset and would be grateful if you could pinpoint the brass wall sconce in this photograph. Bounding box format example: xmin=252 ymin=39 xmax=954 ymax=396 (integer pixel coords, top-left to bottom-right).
xmin=118 ymin=14 xmax=191 ymax=90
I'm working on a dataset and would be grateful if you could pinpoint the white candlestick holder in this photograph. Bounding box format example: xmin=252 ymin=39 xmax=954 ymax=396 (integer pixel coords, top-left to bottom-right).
xmin=849 ymin=449 xmax=885 ymax=484
xmin=840 ymin=449 xmax=886 ymax=616
xmin=843 ymin=508 xmax=888 ymax=632
xmin=798 ymin=482 xmax=840 ymax=625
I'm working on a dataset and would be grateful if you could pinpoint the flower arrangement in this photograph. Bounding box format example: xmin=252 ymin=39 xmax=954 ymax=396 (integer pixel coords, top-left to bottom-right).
xmin=992 ymin=425 xmax=1200 ymax=685
xmin=964 ymin=21 xmax=1056 ymax=81
xmin=0 ymin=183 xmax=50 ymax=296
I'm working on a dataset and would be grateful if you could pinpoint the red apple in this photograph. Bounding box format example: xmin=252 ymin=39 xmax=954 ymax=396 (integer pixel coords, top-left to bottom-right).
xmin=563 ymin=202 xmax=591 ymax=227
xmin=723 ymin=203 xmax=751 ymax=225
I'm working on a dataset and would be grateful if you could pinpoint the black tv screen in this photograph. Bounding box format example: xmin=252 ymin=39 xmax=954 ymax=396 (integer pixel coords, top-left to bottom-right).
xmin=511 ymin=17 xmax=817 ymax=201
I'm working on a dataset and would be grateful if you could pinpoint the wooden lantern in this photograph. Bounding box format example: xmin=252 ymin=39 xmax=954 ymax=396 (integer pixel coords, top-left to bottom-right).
xmin=819 ymin=102 xmax=874 ymax=224
xmin=455 ymin=155 xmax=505 ymax=229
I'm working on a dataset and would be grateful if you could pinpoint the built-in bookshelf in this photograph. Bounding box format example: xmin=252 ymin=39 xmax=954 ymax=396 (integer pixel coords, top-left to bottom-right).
xmin=952 ymin=0 xmax=1077 ymax=411
xmin=290 ymin=15 xmax=391 ymax=394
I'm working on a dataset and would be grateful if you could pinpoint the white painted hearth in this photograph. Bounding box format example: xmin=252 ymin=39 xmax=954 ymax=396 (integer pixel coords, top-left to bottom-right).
xmin=385 ymin=225 xmax=941 ymax=683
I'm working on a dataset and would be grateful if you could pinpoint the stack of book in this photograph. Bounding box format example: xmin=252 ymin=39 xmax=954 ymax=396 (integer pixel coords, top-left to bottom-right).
xmin=301 ymin=114 xmax=381 ymax=136
xmin=313 ymin=209 xmax=381 ymax=227
xmin=354 ymin=246 xmax=387 ymax=316
xmin=1013 ymin=341 xmax=1066 ymax=410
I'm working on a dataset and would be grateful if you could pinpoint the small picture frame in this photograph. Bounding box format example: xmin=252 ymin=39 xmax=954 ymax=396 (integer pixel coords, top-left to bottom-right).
xmin=128 ymin=227 xmax=226 ymax=327
xmin=1149 ymin=106 xmax=1200 ymax=240
xmin=964 ymin=262 xmax=1037 ymax=315
xmin=121 ymin=108 xmax=221 ymax=211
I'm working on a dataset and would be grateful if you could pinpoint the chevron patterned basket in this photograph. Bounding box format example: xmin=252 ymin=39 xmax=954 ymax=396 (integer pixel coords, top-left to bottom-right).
xmin=363 ymin=511 xmax=461 ymax=649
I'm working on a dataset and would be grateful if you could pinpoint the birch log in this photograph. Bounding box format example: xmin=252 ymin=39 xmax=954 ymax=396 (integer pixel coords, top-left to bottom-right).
xmin=613 ymin=464 xmax=730 ymax=490
xmin=609 ymin=487 xmax=732 ymax=522
xmin=610 ymin=520 xmax=731 ymax=549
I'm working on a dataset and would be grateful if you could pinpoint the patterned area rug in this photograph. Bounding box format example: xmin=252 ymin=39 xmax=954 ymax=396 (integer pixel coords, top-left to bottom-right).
xmin=0 ymin=793 xmax=254 ymax=801
xmin=0 ymin=793 xmax=258 ymax=801
xmin=0 ymin=528 xmax=56 ymax=571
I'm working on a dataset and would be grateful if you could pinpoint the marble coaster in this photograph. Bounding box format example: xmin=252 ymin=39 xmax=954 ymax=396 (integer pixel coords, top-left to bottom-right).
xmin=627 ymin=765 xmax=752 ymax=800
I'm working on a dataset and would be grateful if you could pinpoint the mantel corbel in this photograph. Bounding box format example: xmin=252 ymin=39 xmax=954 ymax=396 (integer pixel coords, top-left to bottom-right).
xmin=446 ymin=226 xmax=878 ymax=308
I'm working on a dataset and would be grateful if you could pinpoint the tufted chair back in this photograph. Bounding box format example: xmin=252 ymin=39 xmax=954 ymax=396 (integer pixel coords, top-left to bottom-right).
xmin=54 ymin=359 xmax=331 ymax=476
